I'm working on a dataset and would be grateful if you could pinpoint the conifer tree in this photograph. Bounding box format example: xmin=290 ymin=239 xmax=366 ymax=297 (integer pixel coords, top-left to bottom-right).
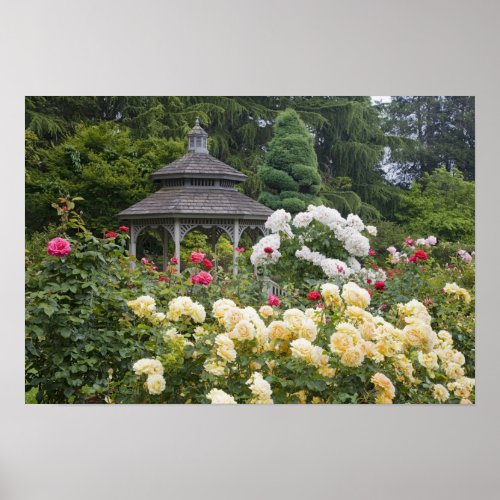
xmin=258 ymin=109 xmax=322 ymax=213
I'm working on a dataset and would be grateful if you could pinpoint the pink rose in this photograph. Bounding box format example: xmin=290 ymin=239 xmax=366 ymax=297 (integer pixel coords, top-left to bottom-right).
xmin=426 ymin=236 xmax=437 ymax=246
xmin=191 ymin=271 xmax=213 ymax=285
xmin=190 ymin=251 xmax=205 ymax=263
xmin=47 ymin=237 xmax=71 ymax=257
xmin=387 ymin=246 xmax=397 ymax=255
xmin=119 ymin=226 xmax=129 ymax=233
xmin=140 ymin=257 xmax=149 ymax=265
xmin=170 ymin=257 xmax=179 ymax=265
xmin=268 ymin=294 xmax=280 ymax=307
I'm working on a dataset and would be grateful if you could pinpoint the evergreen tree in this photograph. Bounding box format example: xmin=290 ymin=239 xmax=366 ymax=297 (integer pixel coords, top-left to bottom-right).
xmin=258 ymin=109 xmax=322 ymax=213
xmin=382 ymin=96 xmax=475 ymax=183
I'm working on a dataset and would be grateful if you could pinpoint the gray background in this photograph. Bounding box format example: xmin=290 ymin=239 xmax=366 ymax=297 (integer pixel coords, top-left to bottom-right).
xmin=0 ymin=1 xmax=498 ymax=499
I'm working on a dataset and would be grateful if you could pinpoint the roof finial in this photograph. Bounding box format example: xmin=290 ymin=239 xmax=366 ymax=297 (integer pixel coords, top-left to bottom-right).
xmin=195 ymin=116 xmax=200 ymax=126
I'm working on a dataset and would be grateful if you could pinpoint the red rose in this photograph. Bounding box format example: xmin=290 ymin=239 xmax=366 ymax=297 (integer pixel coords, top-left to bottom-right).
xmin=264 ymin=246 xmax=274 ymax=254
xmin=413 ymin=250 xmax=428 ymax=261
xmin=235 ymin=247 xmax=245 ymax=253
xmin=47 ymin=237 xmax=71 ymax=257
xmin=374 ymin=280 xmax=385 ymax=291
xmin=119 ymin=226 xmax=129 ymax=233
xmin=368 ymin=249 xmax=377 ymax=256
xmin=380 ymin=303 xmax=388 ymax=311
xmin=408 ymin=255 xmax=417 ymax=262
xmin=190 ymin=251 xmax=205 ymax=263
xmin=202 ymin=258 xmax=213 ymax=270
xmin=170 ymin=257 xmax=178 ymax=265
xmin=191 ymin=271 xmax=213 ymax=286
xmin=158 ymin=275 xmax=169 ymax=283
xmin=104 ymin=231 xmax=117 ymax=239
xmin=405 ymin=238 xmax=414 ymax=246
xmin=367 ymin=278 xmax=372 ymax=284
xmin=307 ymin=291 xmax=321 ymax=301
xmin=268 ymin=294 xmax=280 ymax=307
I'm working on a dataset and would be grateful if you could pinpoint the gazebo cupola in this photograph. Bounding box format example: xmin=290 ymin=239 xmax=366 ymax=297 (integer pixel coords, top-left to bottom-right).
xmin=187 ymin=117 xmax=208 ymax=153
xmin=119 ymin=120 xmax=273 ymax=274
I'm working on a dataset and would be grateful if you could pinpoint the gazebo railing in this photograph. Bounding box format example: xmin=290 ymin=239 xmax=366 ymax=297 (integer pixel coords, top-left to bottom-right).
xmin=262 ymin=276 xmax=284 ymax=297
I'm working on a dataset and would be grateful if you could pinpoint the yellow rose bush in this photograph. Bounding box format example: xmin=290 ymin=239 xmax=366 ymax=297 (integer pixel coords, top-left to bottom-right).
xmin=118 ymin=281 xmax=474 ymax=404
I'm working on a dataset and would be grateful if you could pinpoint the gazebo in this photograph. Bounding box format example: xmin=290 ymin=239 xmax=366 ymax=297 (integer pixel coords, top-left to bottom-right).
xmin=118 ymin=119 xmax=273 ymax=275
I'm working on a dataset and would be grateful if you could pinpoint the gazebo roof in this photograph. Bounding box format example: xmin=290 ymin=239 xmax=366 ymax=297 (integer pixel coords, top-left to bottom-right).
xmin=119 ymin=187 xmax=273 ymax=219
xmin=119 ymin=120 xmax=272 ymax=221
xmin=150 ymin=152 xmax=247 ymax=182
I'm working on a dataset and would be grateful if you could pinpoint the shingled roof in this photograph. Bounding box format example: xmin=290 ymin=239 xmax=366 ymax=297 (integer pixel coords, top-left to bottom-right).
xmin=119 ymin=187 xmax=273 ymax=219
xmin=150 ymin=152 xmax=247 ymax=182
xmin=119 ymin=120 xmax=272 ymax=222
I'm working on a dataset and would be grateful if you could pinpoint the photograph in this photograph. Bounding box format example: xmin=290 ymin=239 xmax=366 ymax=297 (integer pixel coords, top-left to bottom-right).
xmin=25 ymin=96 xmax=475 ymax=404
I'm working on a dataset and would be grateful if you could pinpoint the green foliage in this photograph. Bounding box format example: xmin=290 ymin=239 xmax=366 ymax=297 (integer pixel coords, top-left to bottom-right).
xmin=25 ymin=96 xmax=474 ymax=246
xmin=258 ymin=191 xmax=282 ymax=210
xmin=25 ymin=224 xmax=141 ymax=403
xmin=259 ymin=165 xmax=298 ymax=192
xmin=395 ymin=167 xmax=475 ymax=243
xmin=370 ymin=220 xmax=409 ymax=251
xmin=281 ymin=197 xmax=306 ymax=213
xmin=25 ymin=123 xmax=185 ymax=233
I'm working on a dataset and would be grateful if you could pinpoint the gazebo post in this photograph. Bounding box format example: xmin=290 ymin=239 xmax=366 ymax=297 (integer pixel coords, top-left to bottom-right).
xmin=210 ymin=227 xmax=218 ymax=269
xmin=162 ymin=226 xmax=169 ymax=271
xmin=233 ymin=219 xmax=240 ymax=276
xmin=129 ymin=221 xmax=137 ymax=268
xmin=174 ymin=218 xmax=181 ymax=272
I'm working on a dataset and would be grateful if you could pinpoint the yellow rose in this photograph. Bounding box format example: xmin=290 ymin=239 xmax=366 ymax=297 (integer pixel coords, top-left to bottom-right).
xmin=146 ymin=374 xmax=166 ymax=395
xmin=297 ymin=318 xmax=318 ymax=342
xmin=340 ymin=345 xmax=365 ymax=367
xmin=371 ymin=373 xmax=396 ymax=400
xmin=259 ymin=305 xmax=274 ymax=319
xmin=214 ymin=334 xmax=237 ymax=363
xmin=230 ymin=319 xmax=256 ymax=341
xmin=403 ymin=321 xmax=437 ymax=352
xmin=283 ymin=308 xmax=306 ymax=332
xmin=432 ymin=384 xmax=449 ymax=403
xmin=418 ymin=351 xmax=439 ymax=370
xmin=223 ymin=307 xmax=246 ymax=330
xmin=330 ymin=331 xmax=354 ymax=354
xmin=268 ymin=321 xmax=291 ymax=341
xmin=444 ymin=362 xmax=465 ymax=380
xmin=341 ymin=282 xmax=371 ymax=309
xmin=212 ymin=298 xmax=237 ymax=320
xmin=320 ymin=283 xmax=343 ymax=309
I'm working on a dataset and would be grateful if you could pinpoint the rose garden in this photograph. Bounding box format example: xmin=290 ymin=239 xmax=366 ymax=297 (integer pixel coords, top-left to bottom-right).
xmin=25 ymin=97 xmax=475 ymax=404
